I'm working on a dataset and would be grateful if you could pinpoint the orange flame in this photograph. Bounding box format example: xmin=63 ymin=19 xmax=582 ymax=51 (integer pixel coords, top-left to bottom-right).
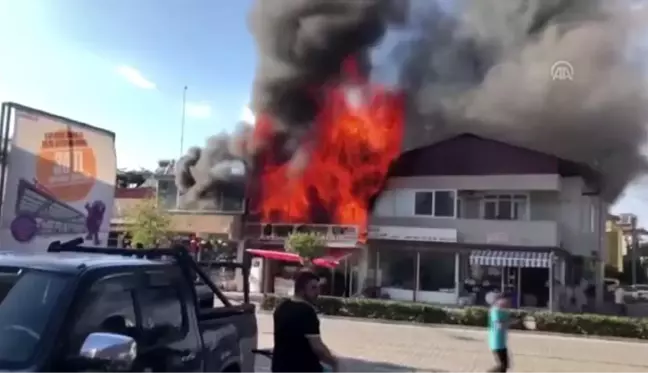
xmin=248 ymin=58 xmax=404 ymax=241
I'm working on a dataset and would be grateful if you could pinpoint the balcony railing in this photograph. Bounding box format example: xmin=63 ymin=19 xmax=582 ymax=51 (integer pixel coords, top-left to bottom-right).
xmin=243 ymin=223 xmax=360 ymax=247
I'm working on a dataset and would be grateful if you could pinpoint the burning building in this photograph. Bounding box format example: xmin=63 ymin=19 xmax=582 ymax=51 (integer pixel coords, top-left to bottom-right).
xmin=176 ymin=0 xmax=648 ymax=303
xmin=175 ymin=0 xmax=409 ymax=294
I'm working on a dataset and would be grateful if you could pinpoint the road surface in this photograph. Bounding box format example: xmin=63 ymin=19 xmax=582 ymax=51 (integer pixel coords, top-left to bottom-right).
xmin=254 ymin=313 xmax=648 ymax=372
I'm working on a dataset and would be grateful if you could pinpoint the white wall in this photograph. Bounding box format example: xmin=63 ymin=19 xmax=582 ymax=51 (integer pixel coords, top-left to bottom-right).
xmin=373 ymin=189 xmax=418 ymax=217
xmin=558 ymin=177 xmax=606 ymax=258
xmin=386 ymin=174 xmax=561 ymax=190
xmin=372 ymin=175 xmax=606 ymax=257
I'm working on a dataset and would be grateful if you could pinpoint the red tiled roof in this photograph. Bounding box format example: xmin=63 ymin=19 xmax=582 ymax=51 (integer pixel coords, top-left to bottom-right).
xmin=114 ymin=187 xmax=154 ymax=199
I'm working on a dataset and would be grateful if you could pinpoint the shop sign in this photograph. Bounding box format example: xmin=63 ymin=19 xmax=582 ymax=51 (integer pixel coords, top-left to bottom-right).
xmin=367 ymin=226 xmax=457 ymax=242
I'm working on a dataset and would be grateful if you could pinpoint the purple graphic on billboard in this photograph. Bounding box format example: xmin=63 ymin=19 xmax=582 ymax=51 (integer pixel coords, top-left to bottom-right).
xmin=85 ymin=200 xmax=106 ymax=245
xmin=10 ymin=178 xmax=90 ymax=243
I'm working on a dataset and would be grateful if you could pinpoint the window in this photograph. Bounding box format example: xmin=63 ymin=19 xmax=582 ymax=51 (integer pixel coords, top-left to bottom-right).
xmin=70 ymin=279 xmax=138 ymax=353
xmin=414 ymin=190 xmax=456 ymax=218
xmin=178 ymin=190 xmax=245 ymax=213
xmin=414 ymin=192 xmax=433 ymax=215
xmin=378 ymin=249 xmax=417 ymax=294
xmin=434 ymin=191 xmax=455 ymax=217
xmin=418 ymin=251 xmax=456 ymax=292
xmin=0 ymin=270 xmax=70 ymax=370
xmin=137 ymin=286 xmax=186 ymax=345
xmin=481 ymin=194 xmax=528 ymax=220
xmin=157 ymin=179 xmax=178 ymax=210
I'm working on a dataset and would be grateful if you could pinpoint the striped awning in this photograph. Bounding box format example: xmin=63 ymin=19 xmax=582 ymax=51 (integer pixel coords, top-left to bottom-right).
xmin=469 ymin=250 xmax=553 ymax=268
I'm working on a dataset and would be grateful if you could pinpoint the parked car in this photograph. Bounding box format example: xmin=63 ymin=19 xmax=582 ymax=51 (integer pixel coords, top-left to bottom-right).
xmin=0 ymin=239 xmax=256 ymax=372
xmin=620 ymin=284 xmax=648 ymax=303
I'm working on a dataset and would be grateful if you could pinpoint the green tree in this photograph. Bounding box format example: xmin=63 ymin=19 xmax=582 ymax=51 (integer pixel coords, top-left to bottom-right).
xmin=286 ymin=232 xmax=326 ymax=265
xmin=125 ymin=198 xmax=171 ymax=248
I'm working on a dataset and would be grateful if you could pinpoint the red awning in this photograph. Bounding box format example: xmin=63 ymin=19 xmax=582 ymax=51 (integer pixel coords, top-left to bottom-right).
xmin=312 ymin=248 xmax=353 ymax=269
xmin=246 ymin=249 xmax=302 ymax=264
xmin=246 ymin=248 xmax=353 ymax=269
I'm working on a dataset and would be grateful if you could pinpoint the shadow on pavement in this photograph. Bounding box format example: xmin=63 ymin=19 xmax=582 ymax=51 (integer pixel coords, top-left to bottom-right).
xmin=255 ymin=355 xmax=445 ymax=372
xmin=338 ymin=356 xmax=445 ymax=372
xmin=451 ymin=334 xmax=481 ymax=342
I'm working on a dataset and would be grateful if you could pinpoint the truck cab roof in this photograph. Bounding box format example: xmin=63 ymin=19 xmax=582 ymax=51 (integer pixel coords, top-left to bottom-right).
xmin=0 ymin=251 xmax=167 ymax=274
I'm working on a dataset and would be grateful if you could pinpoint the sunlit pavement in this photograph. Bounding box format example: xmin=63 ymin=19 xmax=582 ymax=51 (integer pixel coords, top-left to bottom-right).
xmin=254 ymin=312 xmax=648 ymax=372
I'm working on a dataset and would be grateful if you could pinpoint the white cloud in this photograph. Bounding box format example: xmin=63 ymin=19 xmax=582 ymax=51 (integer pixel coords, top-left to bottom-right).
xmin=116 ymin=65 xmax=156 ymax=90
xmin=185 ymin=102 xmax=212 ymax=119
xmin=240 ymin=105 xmax=256 ymax=124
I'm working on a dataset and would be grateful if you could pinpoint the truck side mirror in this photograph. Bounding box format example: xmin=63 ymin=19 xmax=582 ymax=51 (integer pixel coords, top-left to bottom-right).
xmin=77 ymin=332 xmax=137 ymax=371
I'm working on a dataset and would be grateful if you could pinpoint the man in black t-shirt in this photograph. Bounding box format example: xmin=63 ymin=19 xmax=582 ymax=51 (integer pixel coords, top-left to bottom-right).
xmin=271 ymin=270 xmax=338 ymax=372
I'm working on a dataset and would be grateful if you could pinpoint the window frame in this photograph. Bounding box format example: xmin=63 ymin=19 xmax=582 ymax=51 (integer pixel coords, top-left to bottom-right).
xmin=135 ymin=270 xmax=190 ymax=347
xmin=0 ymin=269 xmax=74 ymax=371
xmin=62 ymin=271 xmax=141 ymax=359
xmin=172 ymin=190 xmax=246 ymax=213
xmin=412 ymin=189 xmax=458 ymax=218
xmin=479 ymin=193 xmax=530 ymax=221
xmin=156 ymin=176 xmax=246 ymax=213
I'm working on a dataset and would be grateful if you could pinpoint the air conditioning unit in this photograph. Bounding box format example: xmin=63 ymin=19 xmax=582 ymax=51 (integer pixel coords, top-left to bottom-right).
xmin=620 ymin=213 xmax=636 ymax=226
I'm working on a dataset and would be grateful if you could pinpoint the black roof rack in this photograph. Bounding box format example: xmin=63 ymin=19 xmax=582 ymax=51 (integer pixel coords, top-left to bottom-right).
xmin=47 ymin=238 xmax=250 ymax=305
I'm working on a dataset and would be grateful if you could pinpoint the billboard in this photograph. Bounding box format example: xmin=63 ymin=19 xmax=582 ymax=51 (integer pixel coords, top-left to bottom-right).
xmin=0 ymin=103 xmax=116 ymax=251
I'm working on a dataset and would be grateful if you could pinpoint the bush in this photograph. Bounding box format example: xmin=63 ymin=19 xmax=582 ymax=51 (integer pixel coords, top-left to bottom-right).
xmin=261 ymin=295 xmax=648 ymax=340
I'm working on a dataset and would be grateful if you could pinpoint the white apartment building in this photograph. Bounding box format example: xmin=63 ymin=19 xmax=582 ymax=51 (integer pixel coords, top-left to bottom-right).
xmin=364 ymin=134 xmax=606 ymax=310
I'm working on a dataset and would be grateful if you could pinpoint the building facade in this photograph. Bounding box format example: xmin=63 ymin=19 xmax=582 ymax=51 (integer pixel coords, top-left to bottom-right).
xmin=362 ymin=134 xmax=606 ymax=310
xmin=606 ymin=214 xmax=627 ymax=272
xmin=153 ymin=169 xmax=243 ymax=240
xmin=111 ymin=166 xmax=243 ymax=245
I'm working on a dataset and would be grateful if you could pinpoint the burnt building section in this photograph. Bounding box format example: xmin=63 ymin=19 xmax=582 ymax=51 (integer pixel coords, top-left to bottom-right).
xmin=154 ymin=160 xmax=244 ymax=240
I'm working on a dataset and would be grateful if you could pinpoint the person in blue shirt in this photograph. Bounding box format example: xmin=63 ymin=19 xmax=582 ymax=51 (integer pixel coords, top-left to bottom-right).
xmin=488 ymin=293 xmax=510 ymax=372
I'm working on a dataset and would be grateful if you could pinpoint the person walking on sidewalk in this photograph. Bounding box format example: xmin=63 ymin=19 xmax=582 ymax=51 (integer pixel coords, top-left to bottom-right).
xmin=488 ymin=293 xmax=511 ymax=372
xmin=272 ymin=270 xmax=339 ymax=372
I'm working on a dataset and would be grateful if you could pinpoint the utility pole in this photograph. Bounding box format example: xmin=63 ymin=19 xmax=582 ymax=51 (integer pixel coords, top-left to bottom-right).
xmin=179 ymin=86 xmax=188 ymax=157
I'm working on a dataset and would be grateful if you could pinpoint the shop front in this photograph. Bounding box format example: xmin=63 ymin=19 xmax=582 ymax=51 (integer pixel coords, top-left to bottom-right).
xmin=240 ymin=222 xmax=366 ymax=297
xmin=245 ymin=246 xmax=361 ymax=296
xmin=366 ymin=226 xmax=461 ymax=305
xmin=467 ymin=249 xmax=566 ymax=311
xmin=366 ymin=225 xmax=567 ymax=310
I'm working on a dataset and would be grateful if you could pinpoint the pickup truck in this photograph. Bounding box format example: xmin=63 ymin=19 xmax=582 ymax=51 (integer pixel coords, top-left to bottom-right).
xmin=0 ymin=239 xmax=257 ymax=372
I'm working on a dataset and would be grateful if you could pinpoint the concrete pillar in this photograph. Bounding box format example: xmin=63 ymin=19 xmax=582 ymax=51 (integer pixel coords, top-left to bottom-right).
xmin=235 ymin=240 xmax=246 ymax=292
xmin=414 ymin=251 xmax=420 ymax=302
xmin=356 ymin=244 xmax=369 ymax=295
xmin=454 ymin=252 xmax=460 ymax=302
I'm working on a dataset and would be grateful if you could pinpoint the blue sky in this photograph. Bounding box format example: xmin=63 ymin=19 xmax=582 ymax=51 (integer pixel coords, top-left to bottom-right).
xmin=0 ymin=0 xmax=644 ymax=220
xmin=0 ymin=0 xmax=256 ymax=170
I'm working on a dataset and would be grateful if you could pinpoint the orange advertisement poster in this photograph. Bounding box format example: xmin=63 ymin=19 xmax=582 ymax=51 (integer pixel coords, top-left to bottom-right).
xmin=35 ymin=130 xmax=97 ymax=202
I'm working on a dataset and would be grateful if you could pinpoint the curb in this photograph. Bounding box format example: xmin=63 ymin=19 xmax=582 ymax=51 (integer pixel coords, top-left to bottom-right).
xmin=255 ymin=309 xmax=647 ymax=344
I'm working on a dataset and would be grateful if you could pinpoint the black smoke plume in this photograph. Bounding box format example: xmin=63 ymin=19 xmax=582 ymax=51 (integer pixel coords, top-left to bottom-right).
xmin=247 ymin=0 xmax=387 ymax=135
xmin=174 ymin=122 xmax=252 ymax=208
xmin=175 ymin=0 xmax=393 ymax=207
xmin=396 ymin=0 xmax=648 ymax=201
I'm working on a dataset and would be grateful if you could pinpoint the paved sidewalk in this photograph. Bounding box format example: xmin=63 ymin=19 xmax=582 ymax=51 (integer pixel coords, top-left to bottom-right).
xmin=254 ymin=313 xmax=648 ymax=372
